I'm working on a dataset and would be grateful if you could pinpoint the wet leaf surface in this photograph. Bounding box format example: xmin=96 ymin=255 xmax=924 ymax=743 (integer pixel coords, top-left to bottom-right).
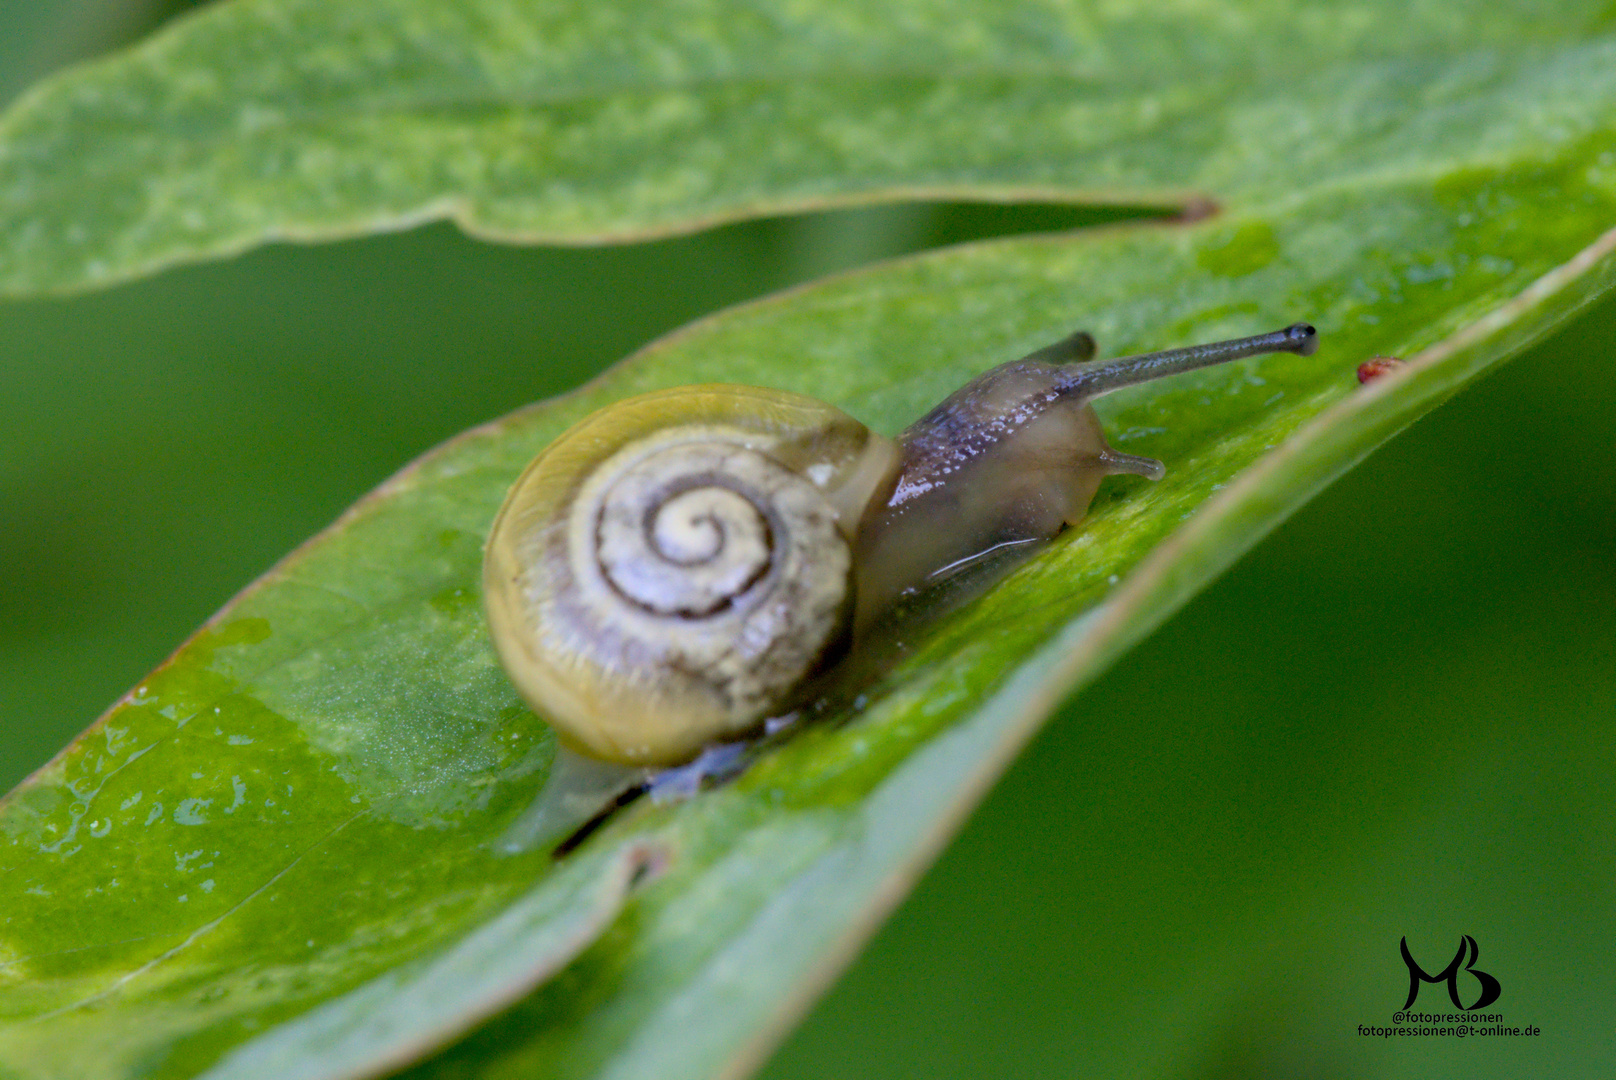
xmin=2 ymin=2 xmax=1615 ymax=1079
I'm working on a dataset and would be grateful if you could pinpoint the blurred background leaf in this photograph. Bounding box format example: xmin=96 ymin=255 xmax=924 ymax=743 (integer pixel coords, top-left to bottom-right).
xmin=0 ymin=2 xmax=1612 ymax=1079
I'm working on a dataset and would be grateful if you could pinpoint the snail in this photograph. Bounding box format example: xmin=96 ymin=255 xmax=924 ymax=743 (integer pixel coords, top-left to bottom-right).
xmin=484 ymin=322 xmax=1319 ymax=767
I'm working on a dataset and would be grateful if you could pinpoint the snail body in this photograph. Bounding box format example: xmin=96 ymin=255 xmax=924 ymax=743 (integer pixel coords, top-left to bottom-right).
xmin=485 ymin=323 xmax=1318 ymax=766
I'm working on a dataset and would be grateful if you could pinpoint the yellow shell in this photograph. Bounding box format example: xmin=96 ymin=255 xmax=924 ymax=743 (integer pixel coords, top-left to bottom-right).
xmin=483 ymin=385 xmax=898 ymax=765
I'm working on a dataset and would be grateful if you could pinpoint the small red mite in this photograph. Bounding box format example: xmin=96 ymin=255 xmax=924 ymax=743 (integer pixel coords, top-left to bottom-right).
xmin=1357 ymin=356 xmax=1406 ymax=384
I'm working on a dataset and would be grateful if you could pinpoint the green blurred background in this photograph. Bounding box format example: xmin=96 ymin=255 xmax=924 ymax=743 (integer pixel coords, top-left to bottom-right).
xmin=2 ymin=3 xmax=1612 ymax=1077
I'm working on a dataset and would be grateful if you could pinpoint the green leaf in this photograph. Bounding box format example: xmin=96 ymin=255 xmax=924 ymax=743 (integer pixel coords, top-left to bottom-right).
xmin=1 ymin=0 xmax=1612 ymax=294
xmin=2 ymin=2 xmax=1615 ymax=1080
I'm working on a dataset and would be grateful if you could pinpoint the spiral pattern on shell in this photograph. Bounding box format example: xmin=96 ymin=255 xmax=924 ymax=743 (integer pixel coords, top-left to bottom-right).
xmin=593 ymin=444 xmax=785 ymax=620
xmin=564 ymin=431 xmax=851 ymax=719
xmin=483 ymin=385 xmax=893 ymax=765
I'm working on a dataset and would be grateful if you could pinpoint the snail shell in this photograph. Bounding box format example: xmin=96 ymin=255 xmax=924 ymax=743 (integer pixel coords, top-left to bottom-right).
xmin=486 ymin=323 xmax=1319 ymax=766
xmin=483 ymin=385 xmax=898 ymax=765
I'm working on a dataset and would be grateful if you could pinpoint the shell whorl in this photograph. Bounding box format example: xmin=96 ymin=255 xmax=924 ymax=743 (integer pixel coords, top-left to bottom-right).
xmin=591 ymin=441 xmax=798 ymax=620
xmin=565 ymin=429 xmax=850 ymax=721
xmin=484 ymin=385 xmax=899 ymax=765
